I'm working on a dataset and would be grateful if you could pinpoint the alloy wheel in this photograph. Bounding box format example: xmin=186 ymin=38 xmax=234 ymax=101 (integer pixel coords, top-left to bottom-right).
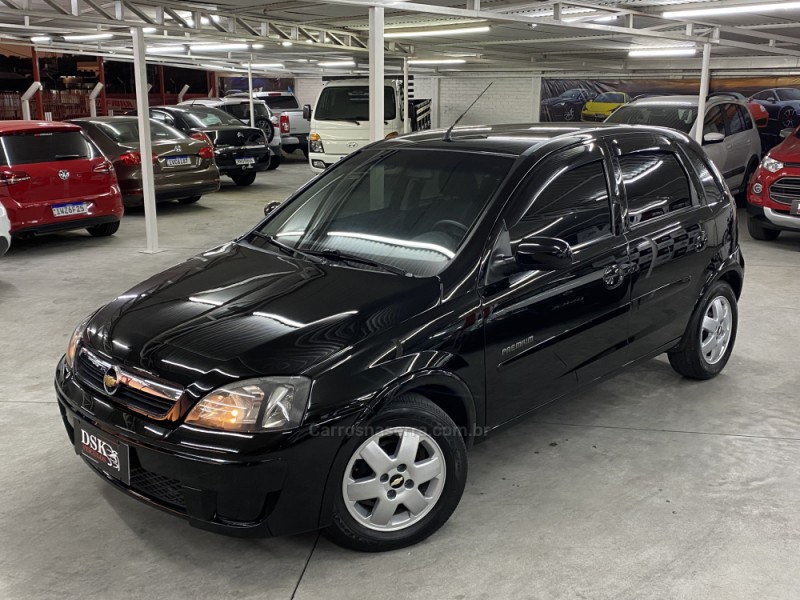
xmin=700 ymin=296 xmax=733 ymax=365
xmin=342 ymin=426 xmax=446 ymax=532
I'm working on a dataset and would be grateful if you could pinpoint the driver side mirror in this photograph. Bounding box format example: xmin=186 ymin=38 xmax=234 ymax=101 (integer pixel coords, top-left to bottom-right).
xmin=516 ymin=237 xmax=573 ymax=271
xmin=303 ymin=104 xmax=312 ymax=120
xmin=703 ymin=132 xmax=725 ymax=145
xmin=263 ymin=201 xmax=281 ymax=216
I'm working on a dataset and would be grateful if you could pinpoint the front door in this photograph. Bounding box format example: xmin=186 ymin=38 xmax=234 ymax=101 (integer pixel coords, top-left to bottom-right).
xmin=482 ymin=142 xmax=631 ymax=427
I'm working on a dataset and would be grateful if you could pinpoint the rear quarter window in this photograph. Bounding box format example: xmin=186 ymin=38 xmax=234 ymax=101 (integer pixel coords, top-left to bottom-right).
xmin=0 ymin=131 xmax=99 ymax=166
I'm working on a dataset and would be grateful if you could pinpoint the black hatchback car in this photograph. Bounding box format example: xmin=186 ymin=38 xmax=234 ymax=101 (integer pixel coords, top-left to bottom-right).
xmin=130 ymin=105 xmax=271 ymax=186
xmin=55 ymin=124 xmax=744 ymax=552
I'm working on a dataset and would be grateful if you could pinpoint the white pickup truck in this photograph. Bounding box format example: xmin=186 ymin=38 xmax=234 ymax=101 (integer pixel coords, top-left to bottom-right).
xmin=304 ymin=78 xmax=432 ymax=173
xmin=232 ymin=91 xmax=310 ymax=157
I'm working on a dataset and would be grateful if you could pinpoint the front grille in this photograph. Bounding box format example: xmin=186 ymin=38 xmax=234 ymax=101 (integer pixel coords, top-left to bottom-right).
xmin=770 ymin=177 xmax=800 ymax=205
xmin=75 ymin=348 xmax=180 ymax=418
xmin=129 ymin=467 xmax=186 ymax=510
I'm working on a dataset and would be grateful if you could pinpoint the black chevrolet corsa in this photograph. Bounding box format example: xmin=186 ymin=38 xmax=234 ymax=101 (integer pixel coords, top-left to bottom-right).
xmin=55 ymin=124 xmax=744 ymax=551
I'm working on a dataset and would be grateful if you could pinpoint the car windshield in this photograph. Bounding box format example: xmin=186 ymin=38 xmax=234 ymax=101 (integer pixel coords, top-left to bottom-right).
xmin=96 ymin=120 xmax=187 ymax=143
xmin=0 ymin=130 xmax=99 ymax=166
xmin=262 ymin=96 xmax=299 ymax=110
xmin=314 ymin=86 xmax=396 ymax=122
xmin=254 ymin=149 xmax=514 ymax=277
xmin=777 ymin=89 xmax=800 ymax=101
xmin=221 ymin=102 xmax=270 ymax=122
xmin=605 ymin=104 xmax=698 ymax=133
xmin=559 ymin=90 xmax=584 ymax=99
xmin=595 ymin=92 xmax=625 ymax=103
xmin=181 ymin=106 xmax=245 ymax=128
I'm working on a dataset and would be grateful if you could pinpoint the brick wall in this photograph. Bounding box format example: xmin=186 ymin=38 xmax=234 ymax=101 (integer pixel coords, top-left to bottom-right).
xmin=438 ymin=77 xmax=541 ymax=126
xmin=293 ymin=77 xmax=325 ymax=108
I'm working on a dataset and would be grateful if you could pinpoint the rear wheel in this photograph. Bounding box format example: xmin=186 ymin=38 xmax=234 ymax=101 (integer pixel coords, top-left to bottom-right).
xmin=268 ymin=154 xmax=281 ymax=170
xmin=668 ymin=281 xmax=737 ymax=380
xmin=86 ymin=221 xmax=120 ymax=237
xmin=231 ymin=171 xmax=257 ymax=186
xmin=324 ymin=394 xmax=467 ymax=552
xmin=779 ymin=106 xmax=796 ymax=129
xmin=178 ymin=196 xmax=201 ymax=204
xmin=747 ymin=217 xmax=780 ymax=241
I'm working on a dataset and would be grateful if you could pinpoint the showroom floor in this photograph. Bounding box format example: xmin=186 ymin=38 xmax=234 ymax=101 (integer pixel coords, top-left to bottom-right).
xmin=1 ymin=153 xmax=799 ymax=600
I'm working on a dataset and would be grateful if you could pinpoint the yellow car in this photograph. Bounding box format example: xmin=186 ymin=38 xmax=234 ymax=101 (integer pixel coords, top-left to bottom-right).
xmin=581 ymin=92 xmax=631 ymax=122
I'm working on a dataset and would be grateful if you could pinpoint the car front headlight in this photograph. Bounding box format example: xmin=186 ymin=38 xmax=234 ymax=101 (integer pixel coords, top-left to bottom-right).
xmin=185 ymin=377 xmax=311 ymax=432
xmin=762 ymin=156 xmax=784 ymax=173
xmin=65 ymin=316 xmax=92 ymax=370
xmin=309 ymin=132 xmax=324 ymax=154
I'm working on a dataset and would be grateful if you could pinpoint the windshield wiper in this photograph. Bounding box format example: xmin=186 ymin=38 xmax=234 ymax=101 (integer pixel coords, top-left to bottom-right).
xmin=302 ymin=248 xmax=412 ymax=277
xmin=246 ymin=230 xmax=324 ymax=263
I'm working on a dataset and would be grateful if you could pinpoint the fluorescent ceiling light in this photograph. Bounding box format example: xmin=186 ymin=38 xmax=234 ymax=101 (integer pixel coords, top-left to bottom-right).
xmin=142 ymin=27 xmax=157 ymax=33
xmin=408 ymin=58 xmax=467 ymax=65
xmin=189 ymin=43 xmax=249 ymax=51
xmin=63 ymin=33 xmax=113 ymax=41
xmin=200 ymin=63 xmax=235 ymax=71
xmin=664 ymin=1 xmax=800 ymax=18
xmin=384 ymin=25 xmax=490 ymax=38
xmin=249 ymin=63 xmax=285 ymax=69
xmin=628 ymin=47 xmax=697 ymax=58
xmin=281 ymin=41 xmax=293 ymax=47
xmin=318 ymin=60 xmax=355 ymax=67
xmin=31 ymin=36 xmax=51 ymax=43
xmin=147 ymin=44 xmax=186 ymax=53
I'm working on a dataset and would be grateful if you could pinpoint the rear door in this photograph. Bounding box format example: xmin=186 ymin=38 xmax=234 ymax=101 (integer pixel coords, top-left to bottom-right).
xmin=701 ymin=104 xmax=729 ymax=183
xmin=610 ymin=133 xmax=716 ymax=357
xmin=0 ymin=129 xmax=108 ymax=205
xmin=483 ymin=141 xmax=631 ymax=426
xmin=720 ymin=102 xmax=751 ymax=188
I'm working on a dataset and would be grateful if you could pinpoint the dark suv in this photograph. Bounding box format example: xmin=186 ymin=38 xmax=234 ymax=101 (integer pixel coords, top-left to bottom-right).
xmin=55 ymin=124 xmax=743 ymax=552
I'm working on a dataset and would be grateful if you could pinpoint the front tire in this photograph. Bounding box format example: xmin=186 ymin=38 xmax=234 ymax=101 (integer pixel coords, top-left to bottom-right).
xmin=231 ymin=171 xmax=257 ymax=186
xmin=668 ymin=281 xmax=737 ymax=380
xmin=747 ymin=217 xmax=780 ymax=241
xmin=737 ymin=160 xmax=758 ymax=207
xmin=86 ymin=221 xmax=120 ymax=237
xmin=324 ymin=394 xmax=467 ymax=552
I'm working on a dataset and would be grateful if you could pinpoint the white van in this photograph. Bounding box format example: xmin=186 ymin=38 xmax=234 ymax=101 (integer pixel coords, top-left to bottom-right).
xmin=305 ymin=78 xmax=431 ymax=173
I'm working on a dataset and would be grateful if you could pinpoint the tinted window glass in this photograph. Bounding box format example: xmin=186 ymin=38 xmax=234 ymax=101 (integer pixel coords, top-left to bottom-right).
xmin=596 ymin=92 xmax=625 ymax=103
xmin=738 ymin=105 xmax=753 ymax=130
xmin=315 ymin=86 xmax=396 ymax=121
xmin=723 ymin=103 xmax=746 ymax=134
xmin=606 ymin=104 xmax=697 ymax=133
xmin=221 ymin=102 xmax=270 ymax=121
xmin=511 ymin=161 xmax=612 ymax=247
xmin=681 ymin=144 xmax=725 ymax=204
xmin=258 ymin=149 xmax=513 ymax=277
xmin=777 ymin=88 xmax=800 ymax=101
xmin=620 ymin=152 xmax=693 ymax=226
xmin=150 ymin=110 xmax=175 ymax=126
xmin=181 ymin=107 xmax=245 ymax=127
xmin=0 ymin=131 xmax=99 ymax=166
xmin=703 ymin=106 xmax=725 ymax=136
xmin=96 ymin=120 xmax=187 ymax=143
xmin=262 ymin=96 xmax=300 ymax=110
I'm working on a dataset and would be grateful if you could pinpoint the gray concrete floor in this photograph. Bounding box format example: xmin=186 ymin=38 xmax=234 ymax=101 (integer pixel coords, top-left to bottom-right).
xmin=1 ymin=153 xmax=799 ymax=599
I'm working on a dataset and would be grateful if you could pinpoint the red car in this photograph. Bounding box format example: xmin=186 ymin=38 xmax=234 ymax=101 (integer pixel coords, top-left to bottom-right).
xmin=748 ymin=101 xmax=769 ymax=129
xmin=0 ymin=121 xmax=123 ymax=239
xmin=746 ymin=125 xmax=800 ymax=240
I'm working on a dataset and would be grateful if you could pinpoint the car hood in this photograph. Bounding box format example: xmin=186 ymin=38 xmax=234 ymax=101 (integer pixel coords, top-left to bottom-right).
xmin=83 ymin=241 xmax=441 ymax=387
xmin=768 ymin=131 xmax=800 ymax=162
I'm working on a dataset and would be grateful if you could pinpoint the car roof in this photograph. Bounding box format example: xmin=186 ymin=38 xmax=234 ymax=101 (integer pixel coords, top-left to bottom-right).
xmin=0 ymin=120 xmax=81 ymax=134
xmin=379 ymin=122 xmax=688 ymax=156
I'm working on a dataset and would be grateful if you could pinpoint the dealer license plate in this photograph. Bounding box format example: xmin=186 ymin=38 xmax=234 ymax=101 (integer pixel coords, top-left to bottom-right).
xmin=165 ymin=156 xmax=191 ymax=167
xmin=52 ymin=202 xmax=88 ymax=217
xmin=74 ymin=420 xmax=130 ymax=485
xmin=235 ymin=157 xmax=256 ymax=166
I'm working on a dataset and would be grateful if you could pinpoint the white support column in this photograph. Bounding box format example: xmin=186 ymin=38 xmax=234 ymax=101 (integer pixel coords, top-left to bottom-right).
xmin=247 ymin=62 xmax=255 ymax=127
xmin=132 ymin=26 xmax=160 ymax=254
xmin=531 ymin=76 xmax=542 ymax=123
xmin=368 ymin=5 xmax=384 ymax=142
xmin=403 ymin=57 xmax=410 ymax=134
xmin=431 ymin=77 xmax=440 ymax=128
xmin=696 ymin=42 xmax=712 ymax=145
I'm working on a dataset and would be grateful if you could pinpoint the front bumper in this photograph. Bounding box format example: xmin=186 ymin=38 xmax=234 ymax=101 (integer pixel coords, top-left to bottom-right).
xmin=747 ymin=165 xmax=800 ymax=232
xmin=54 ymin=357 xmax=350 ymax=537
xmin=747 ymin=204 xmax=800 ymax=232
xmin=308 ymin=152 xmax=345 ymax=173
xmin=581 ymin=111 xmax=608 ymax=122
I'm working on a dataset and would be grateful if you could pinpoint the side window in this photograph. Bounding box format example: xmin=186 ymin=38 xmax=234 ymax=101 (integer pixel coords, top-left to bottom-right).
xmin=511 ymin=160 xmax=613 ymax=247
xmin=151 ymin=110 xmax=175 ymax=127
xmin=738 ymin=105 xmax=754 ymax=130
xmin=619 ymin=152 xmax=694 ymax=227
xmin=703 ymin=106 xmax=725 ymax=136
xmin=681 ymin=144 xmax=726 ymax=205
xmin=723 ymin=103 xmax=746 ymax=135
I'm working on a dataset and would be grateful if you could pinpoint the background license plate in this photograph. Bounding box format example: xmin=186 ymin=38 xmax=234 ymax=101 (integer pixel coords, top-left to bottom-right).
xmin=166 ymin=156 xmax=191 ymax=167
xmin=792 ymin=199 xmax=800 ymax=216
xmin=52 ymin=202 xmax=88 ymax=217
xmin=235 ymin=157 xmax=256 ymax=165
xmin=74 ymin=420 xmax=130 ymax=485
